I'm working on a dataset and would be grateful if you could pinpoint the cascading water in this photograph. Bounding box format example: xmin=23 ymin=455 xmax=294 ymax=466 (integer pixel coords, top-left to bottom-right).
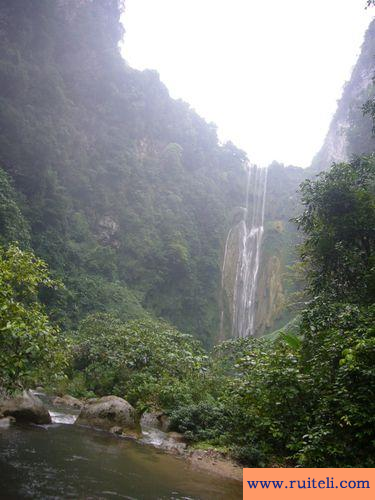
xmin=220 ymin=165 xmax=268 ymax=338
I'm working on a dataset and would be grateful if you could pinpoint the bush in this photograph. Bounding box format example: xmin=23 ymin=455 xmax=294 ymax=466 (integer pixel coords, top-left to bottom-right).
xmin=170 ymin=400 xmax=228 ymax=443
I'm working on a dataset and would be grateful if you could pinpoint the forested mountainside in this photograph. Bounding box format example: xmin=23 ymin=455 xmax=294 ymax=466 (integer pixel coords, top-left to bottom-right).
xmin=0 ymin=0 xmax=249 ymax=346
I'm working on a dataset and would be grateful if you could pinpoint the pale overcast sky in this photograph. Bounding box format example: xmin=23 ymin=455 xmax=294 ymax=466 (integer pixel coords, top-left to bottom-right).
xmin=121 ymin=1 xmax=373 ymax=167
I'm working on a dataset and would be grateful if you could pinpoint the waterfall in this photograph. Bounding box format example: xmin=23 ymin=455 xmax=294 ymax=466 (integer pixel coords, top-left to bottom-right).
xmin=232 ymin=165 xmax=268 ymax=337
xmin=221 ymin=164 xmax=268 ymax=338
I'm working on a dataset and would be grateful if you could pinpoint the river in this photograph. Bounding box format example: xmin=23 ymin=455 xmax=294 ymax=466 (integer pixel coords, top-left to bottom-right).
xmin=0 ymin=400 xmax=242 ymax=499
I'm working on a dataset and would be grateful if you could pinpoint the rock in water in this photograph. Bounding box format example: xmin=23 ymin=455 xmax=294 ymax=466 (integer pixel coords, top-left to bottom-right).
xmin=53 ymin=395 xmax=83 ymax=409
xmin=0 ymin=417 xmax=15 ymax=428
xmin=140 ymin=411 xmax=171 ymax=432
xmin=1 ymin=391 xmax=51 ymax=424
xmin=75 ymin=396 xmax=136 ymax=431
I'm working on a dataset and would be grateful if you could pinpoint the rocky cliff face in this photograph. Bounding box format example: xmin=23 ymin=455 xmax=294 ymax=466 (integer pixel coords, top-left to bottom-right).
xmin=0 ymin=0 xmax=247 ymax=347
xmin=311 ymin=19 xmax=375 ymax=172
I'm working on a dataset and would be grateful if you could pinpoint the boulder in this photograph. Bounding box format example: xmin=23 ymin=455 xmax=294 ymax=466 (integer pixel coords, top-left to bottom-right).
xmin=53 ymin=395 xmax=83 ymax=409
xmin=1 ymin=391 xmax=51 ymax=424
xmin=75 ymin=395 xmax=136 ymax=431
xmin=140 ymin=411 xmax=171 ymax=432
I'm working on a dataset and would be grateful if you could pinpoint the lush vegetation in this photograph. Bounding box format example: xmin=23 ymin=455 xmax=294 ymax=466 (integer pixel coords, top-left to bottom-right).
xmin=293 ymin=158 xmax=375 ymax=465
xmin=296 ymin=156 xmax=375 ymax=303
xmin=0 ymin=168 xmax=30 ymax=247
xmin=55 ymin=155 xmax=374 ymax=467
xmin=0 ymin=245 xmax=67 ymax=392
xmin=63 ymin=314 xmax=208 ymax=410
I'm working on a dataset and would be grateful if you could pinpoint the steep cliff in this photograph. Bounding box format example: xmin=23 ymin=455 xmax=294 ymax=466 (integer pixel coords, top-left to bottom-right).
xmin=255 ymin=163 xmax=305 ymax=335
xmin=220 ymin=162 xmax=305 ymax=337
xmin=311 ymin=19 xmax=375 ymax=171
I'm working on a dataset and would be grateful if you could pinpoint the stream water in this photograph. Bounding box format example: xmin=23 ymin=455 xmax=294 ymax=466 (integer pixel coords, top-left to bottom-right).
xmin=0 ymin=400 xmax=242 ymax=499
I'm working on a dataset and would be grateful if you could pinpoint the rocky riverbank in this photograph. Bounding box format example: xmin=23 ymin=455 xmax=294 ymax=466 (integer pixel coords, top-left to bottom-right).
xmin=0 ymin=391 xmax=243 ymax=483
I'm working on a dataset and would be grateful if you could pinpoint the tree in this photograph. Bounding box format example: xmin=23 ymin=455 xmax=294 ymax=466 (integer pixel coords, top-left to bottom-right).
xmin=0 ymin=168 xmax=30 ymax=246
xmin=294 ymin=156 xmax=375 ymax=304
xmin=0 ymin=244 xmax=68 ymax=393
xmin=71 ymin=314 xmax=207 ymax=408
xmin=294 ymin=158 xmax=375 ymax=466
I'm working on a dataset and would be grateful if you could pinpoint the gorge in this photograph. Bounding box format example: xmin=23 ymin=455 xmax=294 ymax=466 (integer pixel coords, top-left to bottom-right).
xmin=0 ymin=1 xmax=374 ymax=342
xmin=0 ymin=0 xmax=374 ymax=490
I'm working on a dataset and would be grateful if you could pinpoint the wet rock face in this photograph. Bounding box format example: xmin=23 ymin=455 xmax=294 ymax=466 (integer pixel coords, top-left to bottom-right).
xmin=0 ymin=391 xmax=51 ymax=425
xmin=255 ymin=254 xmax=285 ymax=334
xmin=97 ymin=215 xmax=120 ymax=247
xmin=75 ymin=396 xmax=136 ymax=431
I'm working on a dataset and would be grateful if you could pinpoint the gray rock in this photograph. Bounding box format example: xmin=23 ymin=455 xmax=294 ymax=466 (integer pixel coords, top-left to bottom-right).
xmin=140 ymin=411 xmax=171 ymax=432
xmin=75 ymin=395 xmax=136 ymax=431
xmin=0 ymin=416 xmax=15 ymax=428
xmin=53 ymin=395 xmax=83 ymax=409
xmin=1 ymin=391 xmax=51 ymax=424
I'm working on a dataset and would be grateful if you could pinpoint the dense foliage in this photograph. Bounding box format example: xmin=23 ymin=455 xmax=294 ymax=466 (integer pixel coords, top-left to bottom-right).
xmin=295 ymin=156 xmax=375 ymax=303
xmin=0 ymin=245 xmax=68 ymax=393
xmin=296 ymin=301 xmax=375 ymax=466
xmin=0 ymin=168 xmax=29 ymax=246
xmin=64 ymin=315 xmax=208 ymax=410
